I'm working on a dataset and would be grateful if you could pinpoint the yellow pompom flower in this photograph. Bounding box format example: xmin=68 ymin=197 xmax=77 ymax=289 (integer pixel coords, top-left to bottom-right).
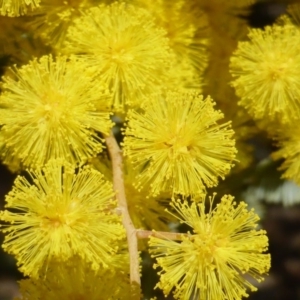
xmin=0 ymin=160 xmax=124 ymax=278
xmin=64 ymin=2 xmax=173 ymax=111
xmin=0 ymin=55 xmax=113 ymax=168
xmin=230 ymin=22 xmax=300 ymax=123
xmin=123 ymin=91 xmax=236 ymax=197
xmin=16 ymin=258 xmax=131 ymax=300
xmin=0 ymin=0 xmax=40 ymax=16
xmin=149 ymin=194 xmax=271 ymax=300
xmin=272 ymin=124 xmax=300 ymax=185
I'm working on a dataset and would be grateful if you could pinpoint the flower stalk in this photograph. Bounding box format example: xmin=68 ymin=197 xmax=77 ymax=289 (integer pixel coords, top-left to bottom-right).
xmin=105 ymin=132 xmax=140 ymax=299
xmin=136 ymin=229 xmax=183 ymax=240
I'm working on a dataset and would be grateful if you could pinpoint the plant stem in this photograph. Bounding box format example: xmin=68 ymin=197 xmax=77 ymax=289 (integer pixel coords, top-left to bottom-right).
xmin=136 ymin=229 xmax=183 ymax=240
xmin=105 ymin=132 xmax=140 ymax=299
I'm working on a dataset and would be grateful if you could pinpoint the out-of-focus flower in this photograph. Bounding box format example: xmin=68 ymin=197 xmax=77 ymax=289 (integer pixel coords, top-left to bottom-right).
xmin=287 ymin=2 xmax=300 ymax=25
xmin=0 ymin=131 xmax=22 ymax=173
xmin=16 ymin=257 xmax=131 ymax=300
xmin=123 ymin=91 xmax=236 ymax=197
xmin=63 ymin=2 xmax=173 ymax=111
xmin=27 ymin=0 xmax=95 ymax=48
xmin=132 ymin=0 xmax=209 ymax=73
xmin=0 ymin=55 xmax=113 ymax=168
xmin=195 ymin=0 xmax=253 ymax=39
xmin=272 ymin=124 xmax=300 ymax=185
xmin=0 ymin=0 xmax=40 ymax=16
xmin=230 ymin=22 xmax=300 ymax=123
xmin=0 ymin=16 xmax=51 ymax=72
xmin=135 ymin=0 xmax=210 ymax=94
xmin=149 ymin=194 xmax=271 ymax=299
xmin=0 ymin=160 xmax=124 ymax=278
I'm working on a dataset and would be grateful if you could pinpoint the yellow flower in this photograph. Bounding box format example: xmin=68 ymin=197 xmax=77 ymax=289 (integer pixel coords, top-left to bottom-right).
xmin=27 ymin=0 xmax=94 ymax=48
xmin=0 ymin=0 xmax=40 ymax=16
xmin=166 ymin=57 xmax=204 ymax=94
xmin=149 ymin=194 xmax=271 ymax=300
xmin=0 ymin=160 xmax=124 ymax=278
xmin=16 ymin=257 xmax=131 ymax=300
xmin=123 ymin=91 xmax=236 ymax=197
xmin=132 ymin=0 xmax=209 ymax=73
xmin=230 ymin=22 xmax=300 ymax=123
xmin=0 ymin=55 xmax=113 ymax=168
xmin=64 ymin=2 xmax=173 ymax=111
xmin=272 ymin=124 xmax=300 ymax=184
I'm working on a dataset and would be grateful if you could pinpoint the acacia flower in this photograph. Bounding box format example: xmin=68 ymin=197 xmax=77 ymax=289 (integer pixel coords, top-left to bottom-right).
xmin=0 ymin=0 xmax=40 ymax=16
xmin=123 ymin=91 xmax=236 ymax=197
xmin=149 ymin=194 xmax=271 ymax=300
xmin=230 ymin=22 xmax=300 ymax=123
xmin=0 ymin=160 xmax=124 ymax=278
xmin=64 ymin=2 xmax=173 ymax=111
xmin=16 ymin=258 xmax=131 ymax=300
xmin=0 ymin=55 xmax=113 ymax=168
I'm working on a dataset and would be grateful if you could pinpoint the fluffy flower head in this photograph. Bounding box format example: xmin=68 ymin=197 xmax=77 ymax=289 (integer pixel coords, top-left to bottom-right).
xmin=149 ymin=194 xmax=271 ymax=299
xmin=0 ymin=55 xmax=113 ymax=168
xmin=64 ymin=2 xmax=172 ymax=111
xmin=123 ymin=91 xmax=236 ymax=197
xmin=230 ymin=22 xmax=300 ymax=123
xmin=0 ymin=160 xmax=124 ymax=277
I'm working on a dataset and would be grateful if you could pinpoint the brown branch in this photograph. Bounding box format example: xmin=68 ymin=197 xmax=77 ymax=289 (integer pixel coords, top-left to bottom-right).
xmin=105 ymin=132 xmax=140 ymax=299
xmin=136 ymin=229 xmax=184 ymax=240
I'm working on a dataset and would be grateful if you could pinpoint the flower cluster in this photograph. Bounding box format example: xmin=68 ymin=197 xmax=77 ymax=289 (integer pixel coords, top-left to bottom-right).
xmin=0 ymin=1 xmax=277 ymax=299
xmin=230 ymin=15 xmax=300 ymax=189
